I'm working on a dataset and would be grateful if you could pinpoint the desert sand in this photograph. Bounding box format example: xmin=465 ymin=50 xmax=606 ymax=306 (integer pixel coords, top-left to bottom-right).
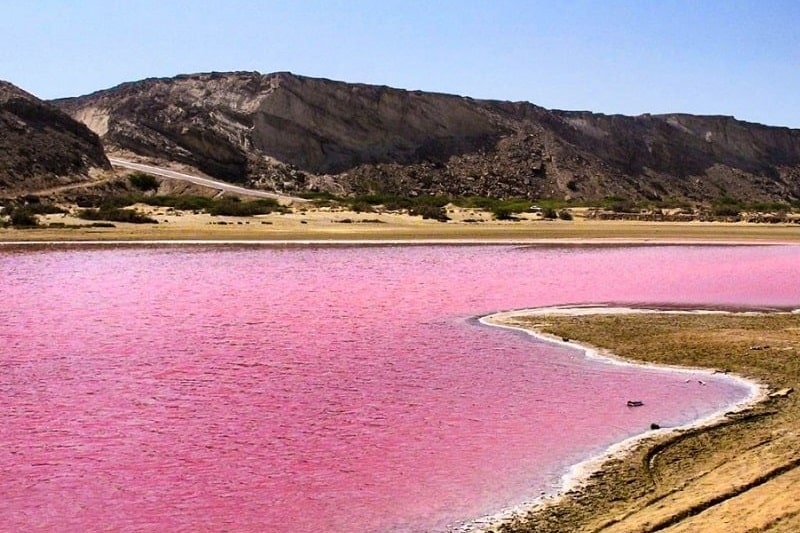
xmin=2 ymin=204 xmax=800 ymax=243
xmin=486 ymin=309 xmax=800 ymax=533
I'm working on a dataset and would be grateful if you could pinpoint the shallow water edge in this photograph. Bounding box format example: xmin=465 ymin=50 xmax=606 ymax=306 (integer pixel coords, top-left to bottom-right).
xmin=454 ymin=305 xmax=774 ymax=533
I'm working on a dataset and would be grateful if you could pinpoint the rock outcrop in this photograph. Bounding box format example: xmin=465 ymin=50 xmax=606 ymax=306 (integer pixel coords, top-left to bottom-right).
xmin=54 ymin=72 xmax=800 ymax=202
xmin=0 ymin=81 xmax=110 ymax=195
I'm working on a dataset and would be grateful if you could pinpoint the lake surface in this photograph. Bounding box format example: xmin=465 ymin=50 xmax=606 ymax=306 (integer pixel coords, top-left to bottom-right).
xmin=1 ymin=243 xmax=799 ymax=532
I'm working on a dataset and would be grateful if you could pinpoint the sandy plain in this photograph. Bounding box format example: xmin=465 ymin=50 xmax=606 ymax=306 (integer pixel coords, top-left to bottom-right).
xmin=1 ymin=204 xmax=800 ymax=243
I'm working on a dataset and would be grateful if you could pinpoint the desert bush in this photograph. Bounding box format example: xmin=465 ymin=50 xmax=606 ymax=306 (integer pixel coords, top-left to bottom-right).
xmin=453 ymin=196 xmax=497 ymax=210
xmin=297 ymin=191 xmax=342 ymax=207
xmin=128 ymin=171 xmax=159 ymax=192
xmin=411 ymin=195 xmax=450 ymax=208
xmin=711 ymin=196 xmax=743 ymax=218
xmin=78 ymin=207 xmax=158 ymax=224
xmin=746 ymin=201 xmax=791 ymax=213
xmin=353 ymin=194 xmax=450 ymax=211
xmin=558 ymin=209 xmax=573 ymax=220
xmin=455 ymin=197 xmax=533 ymax=219
xmin=542 ymin=207 xmax=558 ymax=219
xmin=455 ymin=196 xmax=531 ymax=213
xmin=8 ymin=207 xmax=40 ymax=227
xmin=298 ymin=191 xmax=341 ymax=201
xmin=140 ymin=195 xmax=215 ymax=211
xmin=207 ymin=198 xmax=284 ymax=216
xmin=348 ymin=200 xmax=375 ymax=213
xmin=492 ymin=206 xmax=517 ymax=220
xmin=410 ymin=204 xmax=449 ymax=222
xmin=712 ymin=205 xmax=741 ymax=217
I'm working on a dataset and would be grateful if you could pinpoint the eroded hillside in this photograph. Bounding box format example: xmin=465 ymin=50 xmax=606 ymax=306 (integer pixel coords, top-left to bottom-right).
xmin=0 ymin=81 xmax=110 ymax=195
xmin=54 ymin=72 xmax=800 ymax=203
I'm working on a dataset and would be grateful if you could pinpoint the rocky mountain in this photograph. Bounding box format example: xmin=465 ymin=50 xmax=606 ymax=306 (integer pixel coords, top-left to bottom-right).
xmin=0 ymin=81 xmax=110 ymax=195
xmin=54 ymin=72 xmax=800 ymax=203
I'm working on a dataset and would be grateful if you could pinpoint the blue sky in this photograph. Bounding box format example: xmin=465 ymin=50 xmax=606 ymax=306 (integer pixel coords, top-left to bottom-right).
xmin=2 ymin=1 xmax=799 ymax=127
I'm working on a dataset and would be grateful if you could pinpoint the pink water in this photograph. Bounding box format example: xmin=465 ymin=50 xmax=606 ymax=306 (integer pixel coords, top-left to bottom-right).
xmin=1 ymin=244 xmax=798 ymax=532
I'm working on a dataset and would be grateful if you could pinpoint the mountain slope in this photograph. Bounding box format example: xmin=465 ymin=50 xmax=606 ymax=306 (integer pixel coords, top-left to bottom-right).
xmin=0 ymin=81 xmax=110 ymax=194
xmin=54 ymin=72 xmax=800 ymax=202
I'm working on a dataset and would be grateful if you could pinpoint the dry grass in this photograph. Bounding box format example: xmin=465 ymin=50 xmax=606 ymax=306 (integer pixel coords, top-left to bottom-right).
xmin=493 ymin=313 xmax=800 ymax=533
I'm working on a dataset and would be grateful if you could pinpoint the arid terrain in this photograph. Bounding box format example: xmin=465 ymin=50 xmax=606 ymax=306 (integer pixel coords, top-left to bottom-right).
xmin=2 ymin=187 xmax=800 ymax=243
xmin=0 ymin=81 xmax=109 ymax=194
xmin=490 ymin=312 xmax=800 ymax=533
xmin=3 ymin=73 xmax=800 ymax=237
xmin=51 ymin=72 xmax=800 ymax=203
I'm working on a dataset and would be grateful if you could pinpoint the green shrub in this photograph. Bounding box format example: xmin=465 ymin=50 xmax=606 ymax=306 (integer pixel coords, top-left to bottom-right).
xmin=746 ymin=201 xmax=791 ymax=213
xmin=352 ymin=194 xmax=450 ymax=211
xmin=455 ymin=197 xmax=533 ymax=218
xmin=411 ymin=195 xmax=450 ymax=208
xmin=712 ymin=204 xmax=741 ymax=217
xmin=78 ymin=207 xmax=158 ymax=224
xmin=298 ymin=191 xmax=341 ymax=201
xmin=347 ymin=200 xmax=375 ymax=213
xmin=492 ymin=206 xmax=517 ymax=220
xmin=128 ymin=171 xmax=160 ymax=192
xmin=207 ymin=198 xmax=284 ymax=216
xmin=124 ymin=195 xmax=283 ymax=216
xmin=711 ymin=196 xmax=743 ymax=217
xmin=298 ymin=192 xmax=344 ymax=208
xmin=9 ymin=207 xmax=39 ymax=227
xmin=453 ymin=196 xmax=498 ymax=210
xmin=542 ymin=207 xmax=558 ymax=219
xmin=609 ymin=200 xmax=636 ymax=213
xmin=140 ymin=195 xmax=215 ymax=211
xmin=715 ymin=195 xmax=741 ymax=206
xmin=410 ymin=204 xmax=450 ymax=222
xmin=98 ymin=195 xmax=139 ymax=209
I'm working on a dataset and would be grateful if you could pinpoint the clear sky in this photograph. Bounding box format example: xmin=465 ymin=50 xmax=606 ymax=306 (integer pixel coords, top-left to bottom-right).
xmin=2 ymin=1 xmax=799 ymax=127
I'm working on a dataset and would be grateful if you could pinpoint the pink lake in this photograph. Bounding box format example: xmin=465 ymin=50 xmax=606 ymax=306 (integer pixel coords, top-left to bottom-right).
xmin=1 ymin=243 xmax=799 ymax=532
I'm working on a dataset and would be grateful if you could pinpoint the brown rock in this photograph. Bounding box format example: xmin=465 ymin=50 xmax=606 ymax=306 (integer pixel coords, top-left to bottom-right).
xmin=53 ymin=71 xmax=800 ymax=202
xmin=0 ymin=81 xmax=110 ymax=195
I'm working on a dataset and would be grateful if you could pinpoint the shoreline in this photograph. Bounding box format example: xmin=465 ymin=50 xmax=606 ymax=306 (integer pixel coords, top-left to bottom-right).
xmin=1 ymin=212 xmax=800 ymax=245
xmin=1 ymin=237 xmax=798 ymax=247
xmin=455 ymin=305 xmax=779 ymax=533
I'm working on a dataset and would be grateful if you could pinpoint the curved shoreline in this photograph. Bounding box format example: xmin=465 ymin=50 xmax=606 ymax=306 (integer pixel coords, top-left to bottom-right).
xmin=453 ymin=305 xmax=777 ymax=533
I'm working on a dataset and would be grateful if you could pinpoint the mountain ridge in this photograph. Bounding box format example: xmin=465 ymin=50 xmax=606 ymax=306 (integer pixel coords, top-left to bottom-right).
xmin=51 ymin=71 xmax=800 ymax=202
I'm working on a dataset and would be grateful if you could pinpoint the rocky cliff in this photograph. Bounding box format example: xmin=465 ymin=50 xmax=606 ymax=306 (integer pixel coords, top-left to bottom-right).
xmin=0 ymin=81 xmax=110 ymax=194
xmin=54 ymin=72 xmax=800 ymax=202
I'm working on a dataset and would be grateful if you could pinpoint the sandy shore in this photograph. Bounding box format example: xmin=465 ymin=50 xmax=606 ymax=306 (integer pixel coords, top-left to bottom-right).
xmin=2 ymin=206 xmax=800 ymax=243
xmin=480 ymin=308 xmax=800 ymax=533
xmin=462 ymin=307 xmax=764 ymax=532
